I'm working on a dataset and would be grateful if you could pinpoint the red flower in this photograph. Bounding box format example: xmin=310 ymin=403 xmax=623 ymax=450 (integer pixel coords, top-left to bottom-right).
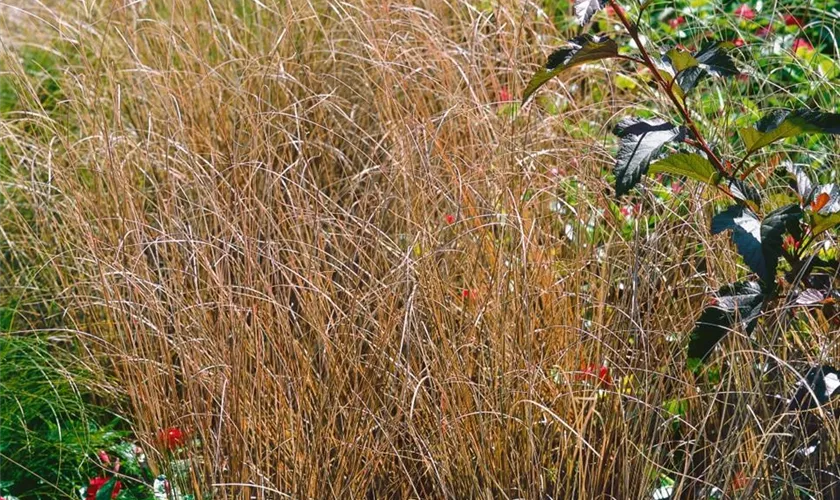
xmin=86 ymin=477 xmax=122 ymax=500
xmin=619 ymin=206 xmax=631 ymax=218
xmin=444 ymin=214 xmax=455 ymax=224
xmin=499 ymin=87 xmax=512 ymax=103
xmin=159 ymin=427 xmax=186 ymax=450
xmin=734 ymin=4 xmax=755 ymax=20
xmin=783 ymin=13 xmax=804 ymax=28
xmin=756 ymin=24 xmax=773 ymax=37
xmin=668 ymin=16 xmax=685 ymax=29
xmin=793 ymin=38 xmax=814 ymax=53
xmin=733 ymin=38 xmax=746 ymax=47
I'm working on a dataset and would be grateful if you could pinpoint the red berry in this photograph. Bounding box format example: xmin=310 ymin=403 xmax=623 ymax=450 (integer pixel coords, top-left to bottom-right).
xmin=793 ymin=38 xmax=814 ymax=53
xmin=159 ymin=427 xmax=186 ymax=450
xmin=734 ymin=4 xmax=755 ymax=20
xmin=783 ymin=13 xmax=804 ymax=28
xmin=445 ymin=214 xmax=455 ymax=224
xmin=733 ymin=38 xmax=746 ymax=47
xmin=668 ymin=16 xmax=685 ymax=29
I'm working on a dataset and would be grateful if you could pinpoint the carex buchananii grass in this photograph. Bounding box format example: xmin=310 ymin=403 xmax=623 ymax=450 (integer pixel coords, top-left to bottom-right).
xmin=2 ymin=0 xmax=839 ymax=498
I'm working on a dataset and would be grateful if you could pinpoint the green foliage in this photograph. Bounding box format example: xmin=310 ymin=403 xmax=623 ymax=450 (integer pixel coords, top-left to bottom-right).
xmin=526 ymin=0 xmax=840 ymax=375
xmin=0 ymin=334 xmax=124 ymax=499
xmin=648 ymin=152 xmax=717 ymax=184
xmin=740 ymin=109 xmax=840 ymax=153
xmin=672 ymin=42 xmax=739 ymax=93
xmin=0 ymin=45 xmax=153 ymax=500
xmin=523 ymin=35 xmax=619 ymax=103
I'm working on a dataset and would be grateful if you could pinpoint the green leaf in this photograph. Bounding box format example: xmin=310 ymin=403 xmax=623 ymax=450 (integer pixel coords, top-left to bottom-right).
xmin=688 ymin=281 xmax=763 ymax=362
xmin=664 ymin=48 xmax=699 ymax=74
xmin=523 ymin=35 xmax=619 ymax=104
xmin=95 ymin=477 xmax=119 ymax=500
xmin=738 ymin=127 xmax=762 ymax=152
xmin=663 ymin=398 xmax=688 ymax=418
xmin=740 ymin=109 xmax=840 ymax=153
xmin=574 ymin=0 xmax=607 ymax=25
xmin=676 ymin=42 xmax=739 ymax=93
xmin=648 ymin=152 xmax=718 ymax=185
xmin=613 ymin=118 xmax=684 ymax=197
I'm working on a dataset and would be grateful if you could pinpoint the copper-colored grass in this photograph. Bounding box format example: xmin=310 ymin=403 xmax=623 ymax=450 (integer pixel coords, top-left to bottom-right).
xmin=1 ymin=0 xmax=839 ymax=498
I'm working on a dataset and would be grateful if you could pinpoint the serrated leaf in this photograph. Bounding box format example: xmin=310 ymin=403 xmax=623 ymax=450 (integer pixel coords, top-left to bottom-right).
xmin=648 ymin=152 xmax=718 ymax=185
xmin=676 ymin=42 xmax=739 ymax=94
xmin=740 ymin=109 xmax=840 ymax=153
xmin=810 ymin=184 xmax=840 ymax=234
xmin=613 ymin=118 xmax=684 ymax=196
xmin=575 ymin=0 xmax=608 ymax=25
xmin=795 ymin=288 xmax=826 ymax=306
xmin=712 ymin=205 xmax=765 ymax=281
xmin=688 ymin=281 xmax=763 ymax=362
xmin=523 ymin=35 xmax=619 ymax=104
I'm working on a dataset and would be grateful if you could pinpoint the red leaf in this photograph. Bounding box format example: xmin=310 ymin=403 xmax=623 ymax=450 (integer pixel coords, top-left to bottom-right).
xmin=811 ymin=192 xmax=830 ymax=212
